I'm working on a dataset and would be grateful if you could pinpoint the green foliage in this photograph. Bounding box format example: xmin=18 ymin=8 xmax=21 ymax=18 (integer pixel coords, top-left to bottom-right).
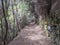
xmin=51 ymin=9 xmax=60 ymax=24
xmin=0 ymin=0 xmax=35 ymax=45
xmin=54 ymin=10 xmax=60 ymax=24
xmin=48 ymin=9 xmax=60 ymax=44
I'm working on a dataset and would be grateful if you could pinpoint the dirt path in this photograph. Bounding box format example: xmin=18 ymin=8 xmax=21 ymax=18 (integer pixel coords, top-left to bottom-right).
xmin=8 ymin=25 xmax=55 ymax=45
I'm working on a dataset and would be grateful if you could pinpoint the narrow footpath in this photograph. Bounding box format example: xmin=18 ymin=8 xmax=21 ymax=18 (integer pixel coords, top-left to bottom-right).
xmin=8 ymin=25 xmax=55 ymax=45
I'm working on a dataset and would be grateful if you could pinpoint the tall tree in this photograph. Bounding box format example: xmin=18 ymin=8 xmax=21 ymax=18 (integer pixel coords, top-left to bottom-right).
xmin=1 ymin=0 xmax=10 ymax=45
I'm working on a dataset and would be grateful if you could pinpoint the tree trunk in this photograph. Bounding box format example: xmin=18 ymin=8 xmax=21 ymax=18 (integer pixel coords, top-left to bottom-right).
xmin=1 ymin=0 xmax=8 ymax=45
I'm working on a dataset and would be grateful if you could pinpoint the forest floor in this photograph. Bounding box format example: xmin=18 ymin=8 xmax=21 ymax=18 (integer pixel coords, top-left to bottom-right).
xmin=8 ymin=24 xmax=55 ymax=45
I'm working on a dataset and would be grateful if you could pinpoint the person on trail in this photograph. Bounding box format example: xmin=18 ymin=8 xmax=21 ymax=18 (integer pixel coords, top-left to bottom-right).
xmin=47 ymin=24 xmax=52 ymax=37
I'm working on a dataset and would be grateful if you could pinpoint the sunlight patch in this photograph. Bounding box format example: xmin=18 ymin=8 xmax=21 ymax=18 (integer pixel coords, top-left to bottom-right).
xmin=25 ymin=35 xmax=46 ymax=40
xmin=26 ymin=35 xmax=40 ymax=40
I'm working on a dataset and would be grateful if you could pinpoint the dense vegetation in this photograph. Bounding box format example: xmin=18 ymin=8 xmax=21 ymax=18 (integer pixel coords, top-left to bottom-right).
xmin=0 ymin=0 xmax=60 ymax=45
